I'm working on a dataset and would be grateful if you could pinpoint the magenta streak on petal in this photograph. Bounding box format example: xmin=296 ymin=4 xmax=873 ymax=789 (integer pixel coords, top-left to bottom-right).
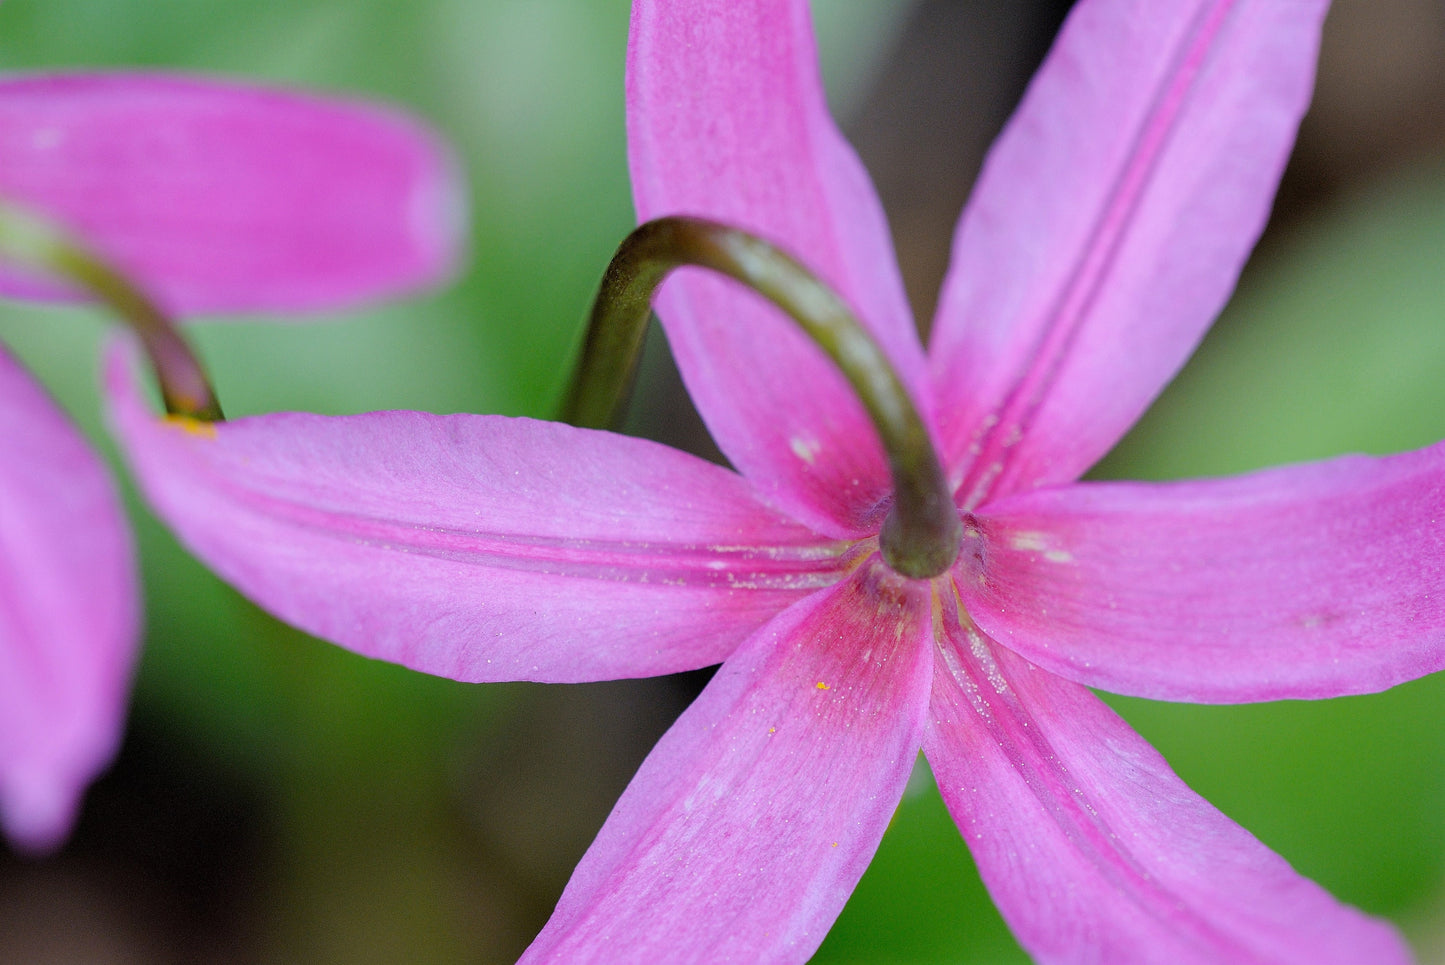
xmin=194 ymin=472 xmax=849 ymax=592
xmin=627 ymin=0 xmax=928 ymax=536
xmin=925 ymin=587 xmax=1412 ymax=964
xmin=106 ymin=347 xmax=848 ymax=683
xmin=521 ymin=557 xmax=934 ymax=964
xmin=930 ymin=587 xmax=1252 ymax=958
xmin=953 ymin=1 xmax=1235 ymax=511
xmin=958 ymin=443 xmax=1445 ymax=703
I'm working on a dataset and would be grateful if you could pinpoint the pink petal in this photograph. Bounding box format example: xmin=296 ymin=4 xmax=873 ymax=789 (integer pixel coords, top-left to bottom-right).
xmin=924 ymin=613 xmax=1411 ymax=965
xmin=0 ymin=73 xmax=464 ymax=313
xmin=929 ymin=0 xmax=1327 ymax=507
xmin=627 ymin=0 xmax=930 ymax=536
xmin=0 ymin=347 xmax=137 ymax=851
xmin=521 ymin=557 xmax=933 ymax=963
xmin=958 ymin=444 xmax=1445 ymax=703
xmin=105 ymin=348 xmax=841 ymax=683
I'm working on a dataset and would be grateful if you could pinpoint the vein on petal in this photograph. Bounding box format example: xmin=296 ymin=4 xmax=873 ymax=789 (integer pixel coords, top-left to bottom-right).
xmin=956 ymin=0 xmax=1239 ymax=510
xmin=935 ymin=577 xmax=1256 ymax=958
xmin=181 ymin=430 xmax=853 ymax=592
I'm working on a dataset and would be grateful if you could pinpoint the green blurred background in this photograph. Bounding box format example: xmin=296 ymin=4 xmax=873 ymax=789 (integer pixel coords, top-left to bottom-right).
xmin=1 ymin=1 xmax=1443 ymax=961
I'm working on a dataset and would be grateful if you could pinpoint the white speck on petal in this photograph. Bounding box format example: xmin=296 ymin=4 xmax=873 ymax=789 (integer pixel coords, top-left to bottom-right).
xmin=789 ymin=435 xmax=821 ymax=465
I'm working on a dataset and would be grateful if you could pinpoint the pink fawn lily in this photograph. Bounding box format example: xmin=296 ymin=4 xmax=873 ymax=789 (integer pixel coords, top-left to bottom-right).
xmin=110 ymin=0 xmax=1441 ymax=961
xmin=0 ymin=73 xmax=462 ymax=851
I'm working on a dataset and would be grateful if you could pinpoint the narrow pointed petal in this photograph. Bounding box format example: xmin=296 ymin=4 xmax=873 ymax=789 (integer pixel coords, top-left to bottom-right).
xmin=628 ymin=0 xmax=929 ymax=535
xmin=522 ymin=559 xmax=933 ymax=964
xmin=929 ymin=0 xmax=1327 ymax=506
xmin=959 ymin=444 xmax=1445 ymax=703
xmin=924 ymin=617 xmax=1410 ymax=965
xmin=106 ymin=351 xmax=840 ymax=683
xmin=0 ymin=74 xmax=463 ymax=313
xmin=0 ymin=347 xmax=136 ymax=851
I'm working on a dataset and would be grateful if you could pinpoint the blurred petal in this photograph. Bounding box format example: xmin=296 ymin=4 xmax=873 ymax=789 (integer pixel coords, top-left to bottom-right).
xmin=0 ymin=346 xmax=136 ymax=851
xmin=959 ymin=444 xmax=1445 ymax=702
xmin=925 ymin=614 xmax=1410 ymax=965
xmin=0 ymin=73 xmax=464 ymax=313
xmin=106 ymin=350 xmax=841 ymax=683
xmin=929 ymin=0 xmax=1327 ymax=506
xmin=628 ymin=0 xmax=928 ymax=536
xmin=522 ymin=558 xmax=933 ymax=964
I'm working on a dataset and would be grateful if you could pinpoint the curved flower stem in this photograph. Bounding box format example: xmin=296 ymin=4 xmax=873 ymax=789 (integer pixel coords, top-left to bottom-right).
xmin=0 ymin=202 xmax=223 ymax=422
xmin=561 ymin=216 xmax=960 ymax=580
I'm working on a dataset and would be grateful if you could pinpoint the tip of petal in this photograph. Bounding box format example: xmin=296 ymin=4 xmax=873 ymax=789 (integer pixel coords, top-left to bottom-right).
xmin=406 ymin=139 xmax=472 ymax=290
xmin=1 ymin=773 xmax=82 ymax=856
xmin=0 ymin=72 xmax=473 ymax=315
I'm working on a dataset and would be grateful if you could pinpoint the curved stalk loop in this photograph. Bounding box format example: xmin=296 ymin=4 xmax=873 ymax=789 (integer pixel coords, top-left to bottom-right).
xmin=561 ymin=216 xmax=960 ymax=580
xmin=0 ymin=202 xmax=223 ymax=422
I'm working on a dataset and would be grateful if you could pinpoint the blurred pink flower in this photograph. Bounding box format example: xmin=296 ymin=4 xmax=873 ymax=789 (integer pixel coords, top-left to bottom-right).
xmin=0 ymin=73 xmax=463 ymax=850
xmin=113 ymin=0 xmax=1441 ymax=961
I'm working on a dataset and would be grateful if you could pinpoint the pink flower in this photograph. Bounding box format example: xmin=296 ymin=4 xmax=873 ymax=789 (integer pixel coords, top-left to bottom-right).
xmin=0 ymin=73 xmax=462 ymax=850
xmin=111 ymin=0 xmax=1441 ymax=961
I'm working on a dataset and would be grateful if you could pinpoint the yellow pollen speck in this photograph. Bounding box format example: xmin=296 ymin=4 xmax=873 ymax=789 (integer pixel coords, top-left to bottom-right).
xmin=769 ymin=727 xmax=776 ymax=733
xmin=831 ymin=842 xmax=838 ymax=848
xmin=164 ymin=414 xmax=217 ymax=439
xmin=816 ymin=682 xmax=830 ymax=690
